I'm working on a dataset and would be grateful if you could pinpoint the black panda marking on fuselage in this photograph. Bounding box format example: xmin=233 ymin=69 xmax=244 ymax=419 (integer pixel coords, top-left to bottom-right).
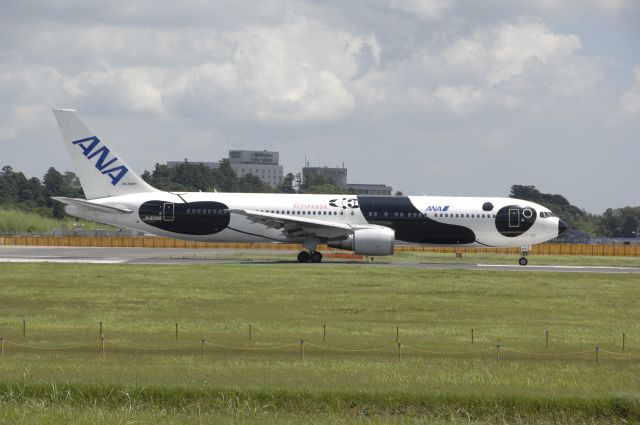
xmin=494 ymin=205 xmax=537 ymax=237
xmin=357 ymin=196 xmax=476 ymax=244
xmin=139 ymin=200 xmax=230 ymax=235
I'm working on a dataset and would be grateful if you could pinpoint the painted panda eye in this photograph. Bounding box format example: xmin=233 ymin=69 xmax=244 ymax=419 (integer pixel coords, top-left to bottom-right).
xmin=523 ymin=208 xmax=533 ymax=219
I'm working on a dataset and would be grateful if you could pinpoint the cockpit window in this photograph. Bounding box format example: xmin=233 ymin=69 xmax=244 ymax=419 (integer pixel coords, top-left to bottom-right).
xmin=540 ymin=211 xmax=555 ymax=218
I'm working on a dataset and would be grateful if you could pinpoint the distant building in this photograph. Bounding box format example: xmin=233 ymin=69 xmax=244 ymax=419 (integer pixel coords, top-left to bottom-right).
xmin=343 ymin=183 xmax=393 ymax=196
xmin=302 ymin=166 xmax=348 ymax=187
xmin=167 ymin=150 xmax=284 ymax=187
xmin=229 ymin=150 xmax=284 ymax=187
xmin=302 ymin=165 xmax=392 ymax=195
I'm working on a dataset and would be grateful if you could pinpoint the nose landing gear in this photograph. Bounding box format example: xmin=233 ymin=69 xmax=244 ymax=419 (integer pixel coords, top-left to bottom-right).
xmin=297 ymin=251 xmax=323 ymax=263
xmin=518 ymin=245 xmax=530 ymax=266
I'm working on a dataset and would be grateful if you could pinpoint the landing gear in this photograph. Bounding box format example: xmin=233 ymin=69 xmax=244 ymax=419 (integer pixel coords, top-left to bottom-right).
xmin=297 ymin=250 xmax=323 ymax=263
xmin=297 ymin=251 xmax=310 ymax=262
xmin=518 ymin=245 xmax=530 ymax=266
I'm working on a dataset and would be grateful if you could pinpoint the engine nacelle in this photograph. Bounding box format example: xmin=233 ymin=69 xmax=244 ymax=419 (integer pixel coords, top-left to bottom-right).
xmin=327 ymin=227 xmax=395 ymax=256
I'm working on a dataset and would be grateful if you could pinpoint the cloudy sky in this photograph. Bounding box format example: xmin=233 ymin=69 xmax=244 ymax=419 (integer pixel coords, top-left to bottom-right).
xmin=1 ymin=0 xmax=639 ymax=212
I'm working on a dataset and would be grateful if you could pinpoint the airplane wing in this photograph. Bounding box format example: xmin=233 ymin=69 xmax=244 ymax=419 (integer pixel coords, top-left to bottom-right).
xmin=228 ymin=209 xmax=352 ymax=239
xmin=51 ymin=197 xmax=133 ymax=214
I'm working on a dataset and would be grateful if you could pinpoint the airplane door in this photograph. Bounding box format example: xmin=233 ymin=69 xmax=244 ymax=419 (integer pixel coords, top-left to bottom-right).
xmin=508 ymin=208 xmax=520 ymax=228
xmin=163 ymin=203 xmax=175 ymax=222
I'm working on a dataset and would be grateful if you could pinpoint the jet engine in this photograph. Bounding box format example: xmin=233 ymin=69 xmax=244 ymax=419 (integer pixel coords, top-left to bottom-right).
xmin=327 ymin=227 xmax=395 ymax=255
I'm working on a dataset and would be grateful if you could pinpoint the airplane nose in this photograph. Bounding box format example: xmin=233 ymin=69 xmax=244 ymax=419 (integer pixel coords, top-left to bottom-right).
xmin=558 ymin=219 xmax=569 ymax=236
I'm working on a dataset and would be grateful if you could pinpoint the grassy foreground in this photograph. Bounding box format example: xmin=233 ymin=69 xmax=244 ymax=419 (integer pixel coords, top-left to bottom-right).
xmin=0 ymin=263 xmax=639 ymax=424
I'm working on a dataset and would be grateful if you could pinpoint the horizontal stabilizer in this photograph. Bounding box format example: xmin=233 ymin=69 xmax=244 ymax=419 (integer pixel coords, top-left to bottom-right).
xmin=51 ymin=197 xmax=133 ymax=214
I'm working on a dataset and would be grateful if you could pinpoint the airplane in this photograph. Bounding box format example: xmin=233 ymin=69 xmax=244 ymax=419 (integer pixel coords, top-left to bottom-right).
xmin=51 ymin=109 xmax=568 ymax=266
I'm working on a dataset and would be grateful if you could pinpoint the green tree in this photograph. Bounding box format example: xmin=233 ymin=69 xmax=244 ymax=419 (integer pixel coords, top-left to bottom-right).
xmin=277 ymin=173 xmax=296 ymax=193
xmin=304 ymin=184 xmax=352 ymax=194
xmin=237 ymin=174 xmax=273 ymax=193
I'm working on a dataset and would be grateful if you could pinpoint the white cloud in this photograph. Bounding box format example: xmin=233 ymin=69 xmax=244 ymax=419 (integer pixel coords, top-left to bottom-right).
xmin=621 ymin=65 xmax=640 ymax=115
xmin=590 ymin=0 xmax=640 ymax=14
xmin=386 ymin=0 xmax=453 ymax=20
xmin=443 ymin=20 xmax=583 ymax=86
xmin=353 ymin=18 xmax=597 ymax=117
xmin=433 ymin=85 xmax=485 ymax=114
xmin=164 ymin=18 xmax=377 ymax=123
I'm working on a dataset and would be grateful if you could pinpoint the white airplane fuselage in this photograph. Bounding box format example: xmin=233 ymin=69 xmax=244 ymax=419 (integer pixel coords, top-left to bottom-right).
xmin=67 ymin=192 xmax=564 ymax=248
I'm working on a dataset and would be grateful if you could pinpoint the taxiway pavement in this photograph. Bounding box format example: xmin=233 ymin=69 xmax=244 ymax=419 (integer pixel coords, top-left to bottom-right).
xmin=0 ymin=246 xmax=638 ymax=274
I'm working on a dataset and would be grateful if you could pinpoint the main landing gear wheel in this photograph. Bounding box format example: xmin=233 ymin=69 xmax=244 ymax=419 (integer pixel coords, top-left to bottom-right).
xmin=310 ymin=251 xmax=323 ymax=263
xmin=518 ymin=257 xmax=528 ymax=266
xmin=297 ymin=251 xmax=323 ymax=263
xmin=297 ymin=251 xmax=311 ymax=263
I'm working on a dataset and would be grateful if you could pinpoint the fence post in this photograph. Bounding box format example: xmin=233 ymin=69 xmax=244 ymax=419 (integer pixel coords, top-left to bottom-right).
xmin=397 ymin=342 xmax=401 ymax=360
xmin=471 ymin=328 xmax=474 ymax=344
xmin=100 ymin=322 xmax=103 ymax=339
xmin=300 ymin=339 xmax=305 ymax=361
xmin=323 ymin=324 xmax=326 ymax=343
xmin=23 ymin=320 xmax=26 ymax=338
xmin=545 ymin=330 xmax=549 ymax=349
xmin=396 ymin=326 xmax=399 ymax=343
xmin=101 ymin=337 xmax=105 ymax=359
xmin=175 ymin=323 xmax=179 ymax=340
xmin=249 ymin=324 xmax=252 ymax=341
xmin=622 ymin=333 xmax=625 ymax=351
xmin=1 ymin=337 xmax=3 ymax=357
xmin=201 ymin=339 xmax=205 ymax=359
xmin=595 ymin=346 xmax=599 ymax=366
xmin=496 ymin=344 xmax=500 ymax=364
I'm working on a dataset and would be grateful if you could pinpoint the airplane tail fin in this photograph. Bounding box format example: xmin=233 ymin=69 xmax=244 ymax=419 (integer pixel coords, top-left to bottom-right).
xmin=52 ymin=109 xmax=158 ymax=200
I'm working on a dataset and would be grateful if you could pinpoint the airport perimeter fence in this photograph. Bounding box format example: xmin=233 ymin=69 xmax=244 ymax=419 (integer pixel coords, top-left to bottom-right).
xmin=1 ymin=324 xmax=639 ymax=365
xmin=1 ymin=235 xmax=640 ymax=256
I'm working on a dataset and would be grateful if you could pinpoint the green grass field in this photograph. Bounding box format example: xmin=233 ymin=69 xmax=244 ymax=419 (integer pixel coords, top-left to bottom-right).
xmin=0 ymin=263 xmax=639 ymax=424
xmin=0 ymin=208 xmax=113 ymax=234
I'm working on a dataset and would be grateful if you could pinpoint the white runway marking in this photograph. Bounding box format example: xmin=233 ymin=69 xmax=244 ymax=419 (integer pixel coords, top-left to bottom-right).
xmin=0 ymin=258 xmax=126 ymax=264
xmin=478 ymin=264 xmax=637 ymax=271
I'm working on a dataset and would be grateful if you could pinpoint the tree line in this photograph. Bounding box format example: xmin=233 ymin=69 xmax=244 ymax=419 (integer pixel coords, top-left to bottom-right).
xmin=1 ymin=164 xmax=638 ymax=237
xmin=509 ymin=185 xmax=639 ymax=238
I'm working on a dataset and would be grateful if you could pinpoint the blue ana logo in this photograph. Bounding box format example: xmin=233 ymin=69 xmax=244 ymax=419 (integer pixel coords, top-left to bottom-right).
xmin=72 ymin=137 xmax=128 ymax=186
xmin=425 ymin=205 xmax=450 ymax=212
